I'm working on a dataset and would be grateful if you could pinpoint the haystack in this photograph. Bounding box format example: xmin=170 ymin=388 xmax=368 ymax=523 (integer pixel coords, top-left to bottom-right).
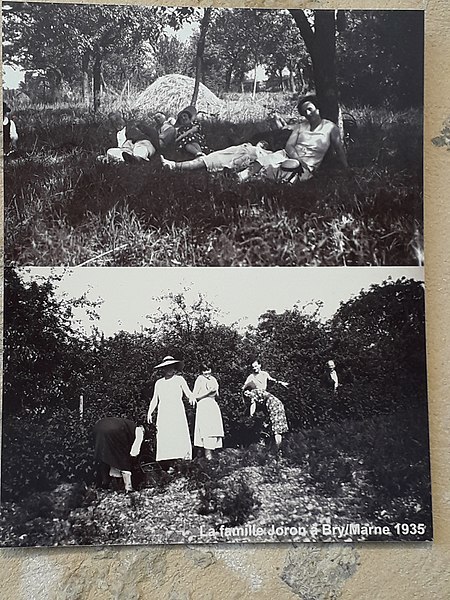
xmin=133 ymin=74 xmax=224 ymax=117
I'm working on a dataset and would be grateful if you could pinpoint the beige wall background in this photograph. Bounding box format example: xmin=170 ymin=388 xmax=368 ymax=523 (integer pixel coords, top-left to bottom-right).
xmin=1 ymin=0 xmax=449 ymax=597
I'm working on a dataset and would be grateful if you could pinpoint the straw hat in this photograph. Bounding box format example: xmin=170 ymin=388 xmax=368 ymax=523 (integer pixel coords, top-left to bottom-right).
xmin=154 ymin=356 xmax=183 ymax=369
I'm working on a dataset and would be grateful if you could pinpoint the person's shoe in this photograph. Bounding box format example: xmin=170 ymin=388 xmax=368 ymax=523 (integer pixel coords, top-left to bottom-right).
xmin=122 ymin=152 xmax=145 ymax=164
xmin=160 ymin=156 xmax=176 ymax=170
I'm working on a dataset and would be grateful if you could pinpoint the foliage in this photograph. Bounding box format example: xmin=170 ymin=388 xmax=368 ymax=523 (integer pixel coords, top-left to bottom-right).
xmin=3 ymin=6 xmax=423 ymax=109
xmin=0 ymin=409 xmax=431 ymax=545
xmin=198 ymin=475 xmax=260 ymax=526
xmin=2 ymin=268 xmax=94 ymax=415
xmin=2 ymin=3 xmax=195 ymax=106
xmin=336 ymin=11 xmax=424 ymax=109
xmin=1 ymin=272 xmax=428 ymax=521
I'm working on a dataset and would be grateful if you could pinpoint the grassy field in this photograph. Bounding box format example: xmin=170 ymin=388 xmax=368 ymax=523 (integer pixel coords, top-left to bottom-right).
xmin=4 ymin=99 xmax=423 ymax=266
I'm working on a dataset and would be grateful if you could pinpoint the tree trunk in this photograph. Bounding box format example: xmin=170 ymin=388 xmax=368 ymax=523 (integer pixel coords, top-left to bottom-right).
xmin=191 ymin=8 xmax=212 ymax=107
xmin=93 ymin=45 xmax=101 ymax=112
xmin=252 ymin=60 xmax=258 ymax=99
xmin=225 ymin=65 xmax=233 ymax=92
xmin=313 ymin=12 xmax=338 ymax=123
xmin=297 ymin=65 xmax=305 ymax=94
xmin=288 ymin=61 xmax=297 ymax=93
xmin=82 ymin=50 xmax=90 ymax=106
xmin=290 ymin=9 xmax=339 ymax=123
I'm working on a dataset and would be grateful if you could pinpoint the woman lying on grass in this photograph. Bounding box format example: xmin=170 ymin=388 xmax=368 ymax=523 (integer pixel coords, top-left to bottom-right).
xmin=161 ymin=95 xmax=348 ymax=183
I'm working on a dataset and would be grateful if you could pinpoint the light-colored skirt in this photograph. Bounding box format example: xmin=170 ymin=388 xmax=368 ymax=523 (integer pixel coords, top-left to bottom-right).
xmin=194 ymin=397 xmax=224 ymax=449
xmin=156 ymin=396 xmax=192 ymax=461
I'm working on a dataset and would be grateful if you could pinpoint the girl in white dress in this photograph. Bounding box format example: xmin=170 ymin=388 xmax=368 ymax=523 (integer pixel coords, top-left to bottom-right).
xmin=193 ymin=364 xmax=224 ymax=459
xmin=147 ymin=356 xmax=195 ymax=464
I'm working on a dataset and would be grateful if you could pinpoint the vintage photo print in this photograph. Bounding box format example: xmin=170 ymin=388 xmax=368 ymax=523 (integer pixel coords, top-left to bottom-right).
xmin=2 ymin=3 xmax=424 ymax=267
xmin=0 ymin=266 xmax=431 ymax=546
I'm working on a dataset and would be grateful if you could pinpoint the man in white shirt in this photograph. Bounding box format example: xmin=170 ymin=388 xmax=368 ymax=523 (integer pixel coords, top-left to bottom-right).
xmin=324 ymin=360 xmax=339 ymax=392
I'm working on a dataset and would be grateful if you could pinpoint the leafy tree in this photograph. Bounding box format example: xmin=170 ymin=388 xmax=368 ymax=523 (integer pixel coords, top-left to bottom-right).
xmin=263 ymin=12 xmax=308 ymax=93
xmin=205 ymin=9 xmax=252 ymax=93
xmin=336 ymin=11 xmax=424 ymax=109
xmin=330 ymin=278 xmax=426 ymax=414
xmin=2 ymin=269 xmax=92 ymax=415
xmin=152 ymin=35 xmax=194 ymax=80
xmin=2 ymin=3 xmax=185 ymax=109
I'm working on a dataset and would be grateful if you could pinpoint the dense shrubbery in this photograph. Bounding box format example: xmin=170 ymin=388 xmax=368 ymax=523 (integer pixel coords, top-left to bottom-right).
xmin=2 ymin=269 xmax=428 ymax=505
xmin=0 ymin=407 xmax=431 ymax=545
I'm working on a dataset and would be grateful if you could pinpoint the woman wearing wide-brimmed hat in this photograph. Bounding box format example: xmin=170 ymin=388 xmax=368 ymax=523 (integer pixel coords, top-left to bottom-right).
xmin=174 ymin=105 xmax=209 ymax=158
xmin=147 ymin=356 xmax=195 ymax=464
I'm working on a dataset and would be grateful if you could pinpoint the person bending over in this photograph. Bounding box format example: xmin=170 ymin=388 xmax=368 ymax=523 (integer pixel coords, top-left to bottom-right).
xmin=93 ymin=417 xmax=147 ymax=492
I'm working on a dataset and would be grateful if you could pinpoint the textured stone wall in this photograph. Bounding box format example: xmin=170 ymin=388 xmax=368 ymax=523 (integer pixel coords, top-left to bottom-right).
xmin=1 ymin=0 xmax=449 ymax=598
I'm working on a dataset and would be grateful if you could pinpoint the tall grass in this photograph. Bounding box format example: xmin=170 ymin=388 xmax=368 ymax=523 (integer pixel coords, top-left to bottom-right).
xmin=4 ymin=100 xmax=423 ymax=266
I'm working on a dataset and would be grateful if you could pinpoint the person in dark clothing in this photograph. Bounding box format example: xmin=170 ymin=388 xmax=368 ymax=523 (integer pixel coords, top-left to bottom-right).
xmin=323 ymin=360 xmax=339 ymax=393
xmin=319 ymin=360 xmax=340 ymax=424
xmin=174 ymin=105 xmax=209 ymax=157
xmin=93 ymin=417 xmax=146 ymax=492
xmin=98 ymin=111 xmax=160 ymax=164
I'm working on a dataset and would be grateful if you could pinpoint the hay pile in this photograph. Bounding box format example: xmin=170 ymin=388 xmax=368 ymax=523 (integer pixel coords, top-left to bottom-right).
xmin=133 ymin=74 xmax=224 ymax=117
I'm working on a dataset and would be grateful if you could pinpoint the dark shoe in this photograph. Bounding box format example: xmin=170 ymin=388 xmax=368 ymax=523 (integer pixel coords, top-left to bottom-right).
xmin=122 ymin=152 xmax=145 ymax=164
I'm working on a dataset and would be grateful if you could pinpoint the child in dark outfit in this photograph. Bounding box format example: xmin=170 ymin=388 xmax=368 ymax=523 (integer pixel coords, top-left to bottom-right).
xmin=174 ymin=105 xmax=209 ymax=157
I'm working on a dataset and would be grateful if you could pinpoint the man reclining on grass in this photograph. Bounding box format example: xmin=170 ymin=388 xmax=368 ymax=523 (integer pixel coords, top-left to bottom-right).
xmin=98 ymin=111 xmax=160 ymax=164
xmin=161 ymin=95 xmax=348 ymax=183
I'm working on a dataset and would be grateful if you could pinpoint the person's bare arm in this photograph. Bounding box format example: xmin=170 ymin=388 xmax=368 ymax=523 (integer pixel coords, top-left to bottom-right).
xmin=330 ymin=125 xmax=348 ymax=168
xmin=267 ymin=372 xmax=289 ymax=387
xmin=147 ymin=384 xmax=159 ymax=423
xmin=181 ymin=377 xmax=196 ymax=406
xmin=285 ymin=126 xmax=302 ymax=160
xmin=176 ymin=125 xmax=199 ymax=142
xmin=130 ymin=426 xmax=144 ymax=456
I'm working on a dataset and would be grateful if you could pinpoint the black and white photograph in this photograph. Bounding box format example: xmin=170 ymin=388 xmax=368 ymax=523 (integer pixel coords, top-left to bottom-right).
xmin=2 ymin=3 xmax=424 ymax=267
xmin=0 ymin=266 xmax=431 ymax=546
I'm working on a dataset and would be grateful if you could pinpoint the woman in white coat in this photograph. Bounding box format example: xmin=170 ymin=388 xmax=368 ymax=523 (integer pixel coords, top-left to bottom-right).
xmin=147 ymin=356 xmax=195 ymax=466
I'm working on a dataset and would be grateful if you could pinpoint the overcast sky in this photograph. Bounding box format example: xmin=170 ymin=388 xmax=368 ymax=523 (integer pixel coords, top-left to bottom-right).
xmin=21 ymin=266 xmax=424 ymax=337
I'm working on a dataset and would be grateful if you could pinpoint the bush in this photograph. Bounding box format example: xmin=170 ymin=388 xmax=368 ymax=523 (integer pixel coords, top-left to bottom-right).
xmin=197 ymin=474 xmax=260 ymax=526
